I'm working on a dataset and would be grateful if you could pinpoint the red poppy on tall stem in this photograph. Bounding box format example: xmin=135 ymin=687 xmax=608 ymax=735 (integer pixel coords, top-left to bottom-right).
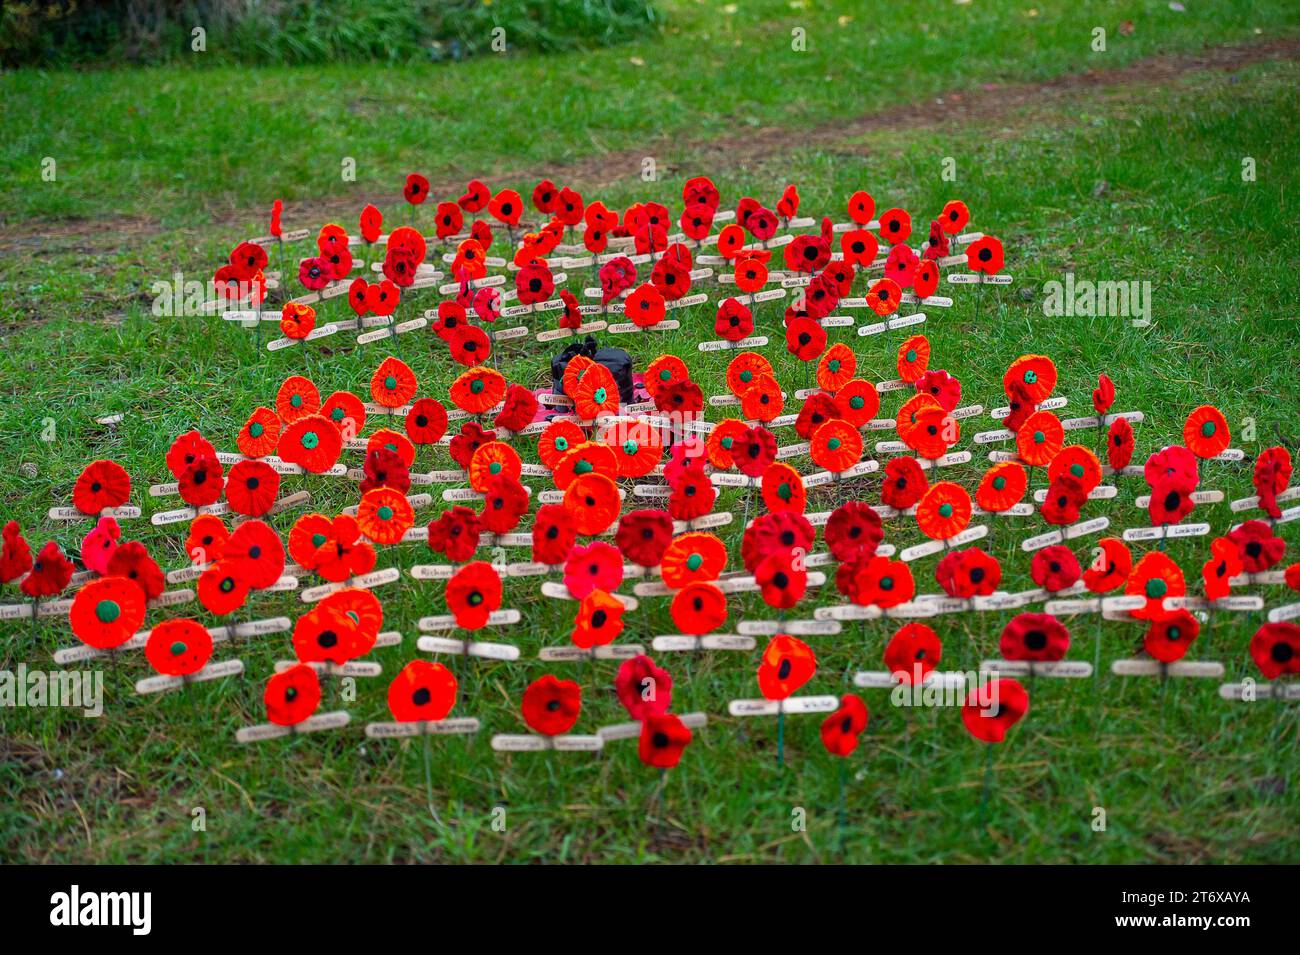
xmin=403 ymin=173 xmax=429 ymax=205
xmin=961 ymin=678 xmax=1028 ymax=743
xmin=69 ymin=576 xmax=146 ymax=650
xmin=1143 ymin=609 xmax=1200 ymax=663
xmin=820 ymin=695 xmax=868 ymax=756
xmin=757 ymin=635 xmax=816 ymax=700
xmin=639 ymin=715 xmax=692 ymax=769
xmin=388 ymin=660 xmax=457 ymax=723
xmin=1000 ymin=612 xmax=1070 ymax=662
xmin=1250 ymin=622 xmax=1300 ymax=680
xmin=966 ymin=236 xmax=1004 ymax=274
xmin=21 ymin=541 xmax=74 ymax=599
xmin=446 ymin=561 xmax=502 ymax=629
xmin=1107 ymin=416 xmax=1135 ymax=471
xmin=145 ymin=618 xmax=213 ymax=677
xmin=884 ymin=623 xmax=942 ymax=685
xmin=265 ymin=663 xmax=321 ymax=726
xmin=615 ymin=654 xmax=673 ymax=720
xmin=1227 ymin=520 xmax=1285 ymax=574
xmin=1030 ymin=545 xmax=1081 ymax=593
xmin=226 ymin=459 xmax=279 ymax=517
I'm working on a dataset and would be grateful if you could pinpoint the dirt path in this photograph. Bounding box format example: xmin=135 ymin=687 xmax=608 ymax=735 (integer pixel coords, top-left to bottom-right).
xmin=10 ymin=35 xmax=1297 ymax=253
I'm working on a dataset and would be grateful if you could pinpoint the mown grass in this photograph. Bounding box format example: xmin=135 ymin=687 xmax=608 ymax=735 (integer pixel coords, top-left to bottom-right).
xmin=1 ymin=0 xmax=1297 ymax=224
xmin=1 ymin=48 xmax=1299 ymax=862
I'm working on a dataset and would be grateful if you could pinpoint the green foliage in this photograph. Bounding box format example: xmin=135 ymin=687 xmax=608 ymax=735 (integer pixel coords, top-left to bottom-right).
xmin=0 ymin=0 xmax=660 ymax=67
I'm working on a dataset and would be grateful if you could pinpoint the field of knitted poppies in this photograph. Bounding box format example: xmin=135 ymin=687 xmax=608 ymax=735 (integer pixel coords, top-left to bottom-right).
xmin=2 ymin=2 xmax=1299 ymax=866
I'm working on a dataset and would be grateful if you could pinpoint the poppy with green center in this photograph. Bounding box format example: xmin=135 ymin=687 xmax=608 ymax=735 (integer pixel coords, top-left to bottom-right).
xmin=761 ymin=462 xmax=807 ymax=515
xmin=1250 ymin=622 xmax=1300 ymax=680
xmin=264 ymin=663 xmax=321 ymax=727
xmin=961 ymin=677 xmax=1028 ymax=743
xmin=756 ymin=548 xmax=808 ymax=611
xmin=69 ymin=576 xmax=146 ymax=650
xmin=615 ymin=508 xmax=674 ymax=568
xmin=1226 ymin=519 xmax=1286 ymax=574
xmin=850 ymin=555 xmax=915 ymax=609
xmin=238 ymin=406 xmax=281 ymax=458
xmin=883 ymin=623 xmax=942 ymax=685
xmin=427 ymin=506 xmax=481 ymax=564
xmin=966 ymin=235 xmax=1004 ymax=274
xmin=757 ymin=634 xmax=816 ymax=701
xmin=278 ymin=414 xmax=342 ymax=474
xmin=144 ymin=618 xmax=213 ymax=678
xmin=572 ymin=589 xmax=625 ymax=649
xmin=1000 ymin=612 xmax=1071 ymax=663
xmin=639 ymin=714 xmax=693 ymax=769
xmin=742 ymin=511 xmax=815 ymax=573
xmin=615 ymin=654 xmax=673 ymax=721
xmin=387 ymin=660 xmax=457 ymax=723
xmin=1083 ymin=536 xmax=1132 ymax=593
xmin=1124 ymin=551 xmax=1186 ymax=621
xmin=195 ymin=559 xmax=249 ymax=616
xmin=1202 ymin=536 xmax=1242 ymax=601
xmin=445 ymin=561 xmax=502 ymax=630
xmin=293 ymin=605 xmax=366 ymax=665
xmin=1142 ymin=609 xmax=1200 ymax=664
xmin=1030 ymin=545 xmax=1081 ymax=593
xmin=915 ymin=481 xmax=971 ymax=541
xmin=820 ymin=694 xmax=868 ymax=757
xmin=521 ymin=674 xmax=582 ymax=736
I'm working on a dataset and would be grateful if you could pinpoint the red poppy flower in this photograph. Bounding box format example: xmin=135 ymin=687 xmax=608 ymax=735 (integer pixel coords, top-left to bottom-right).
xmin=69 ymin=576 xmax=146 ymax=650
xmin=521 ymin=674 xmax=581 ymax=736
xmin=1250 ymin=622 xmax=1300 ymax=680
xmin=563 ymin=541 xmax=623 ymax=599
xmin=916 ymin=369 xmax=962 ymax=413
xmin=426 ymin=506 xmax=481 ymax=563
xmin=307 ymin=516 xmax=376 ymax=583
xmin=757 ymin=634 xmax=816 ymax=700
xmin=404 ymin=173 xmax=429 ymax=205
xmin=840 ymin=229 xmax=878 ymax=267
xmin=616 ymin=510 xmax=674 ymax=568
xmin=849 ymin=555 xmax=915 ymax=609
xmin=885 ymin=243 xmax=919 ymax=287
xmin=818 ymin=502 xmax=880 ymax=563
xmin=999 ymin=612 xmax=1070 ymax=663
xmin=446 ymin=561 xmax=502 ymax=630
xmin=479 ymin=475 xmax=529 ymax=535
xmin=1083 ymin=537 xmax=1132 ymax=593
xmin=1029 ymin=545 xmax=1081 ymax=593
xmin=279 ymin=415 xmax=343 ymax=474
xmin=1107 ymin=416 xmax=1135 ymax=471
xmin=1227 ymin=520 xmax=1286 ymax=574
xmin=614 ymin=654 xmax=673 ymax=720
xmin=962 ymin=678 xmax=1028 ymax=743
xmin=105 ymin=540 xmax=164 ymax=600
xmin=447 ymin=324 xmax=491 ymax=366
xmin=0 ymin=521 xmax=32 ymax=584
xmin=820 ymin=694 xmax=868 ymax=757
xmin=488 ymin=188 xmax=523 ymax=227
xmin=1287 ymin=563 xmax=1300 ymax=593
xmin=1093 ymin=374 xmax=1116 ymax=417
xmin=755 ymin=549 xmax=808 ymax=610
xmin=275 ymin=377 xmax=321 ymax=423
xmin=667 ymin=466 xmax=715 ymax=523
xmin=785 ymin=316 xmax=827 ymax=362
xmin=388 ymin=660 xmax=457 ymax=723
xmin=1125 ymin=551 xmax=1186 ymax=621
xmin=1144 ymin=445 xmax=1198 ymax=490
xmin=966 ymin=236 xmax=1004 ymax=274
xmin=846 ymin=189 xmax=875 ymax=224
xmin=494 ymin=385 xmax=539 ymax=434
xmin=196 ymin=558 xmax=249 ymax=615
xmin=236 ymin=407 xmax=280 ymax=459
xmin=145 ymin=618 xmax=213 ymax=677
xmin=881 ymin=456 xmax=928 ymax=510
xmin=879 ymin=208 xmax=912 ymax=245
xmin=1184 ymin=405 xmax=1230 ymax=459
xmin=1017 ymin=411 xmax=1064 ymax=468
xmin=1254 ymin=446 xmax=1293 ymax=519
xmin=633 ymin=714 xmax=690 ymax=769
xmin=357 ymin=447 xmax=409 ymax=496
xmin=1138 ymin=608 xmax=1199 ymax=663
xmin=939 ymin=200 xmax=969 ymax=234
xmin=265 ymin=663 xmax=321 ymax=726
xmin=935 ymin=547 xmax=1001 ymax=599
xmin=670 ymin=581 xmax=728 ymax=635
xmin=20 ymin=541 xmax=74 ymax=599
xmin=224 ymin=520 xmax=285 ymax=589
xmin=1146 ymin=475 xmax=1195 ymax=527
xmin=1198 ymin=537 xmax=1240 ymax=602
xmin=370 ymin=357 xmax=418 ymax=410
xmin=570 ymin=589 xmax=624 ymax=649
xmin=178 ymin=453 xmax=224 ymax=508
xmin=525 ymin=503 xmax=572 ymax=566
xmin=432 ymin=301 xmax=466 ymax=342
xmin=457 ymin=178 xmax=490 ymax=213
xmin=449 ymin=421 xmax=497 ymax=470
xmin=320 ymin=391 xmax=365 ymax=438
xmin=186 ymin=514 xmax=229 ymax=565
xmin=293 ymin=605 xmax=366 ymax=665
xmin=740 ymin=512 xmax=812 ymax=575
xmin=72 ymin=459 xmax=131 ymax=515
xmin=714 ymin=297 xmax=754 ymax=341
xmin=166 ymin=431 xmax=216 ymax=480
xmin=222 ymin=459 xmax=278 ymax=518
xmin=916 ymin=481 xmax=971 ymax=541
xmin=884 ymin=623 xmax=942 ymax=685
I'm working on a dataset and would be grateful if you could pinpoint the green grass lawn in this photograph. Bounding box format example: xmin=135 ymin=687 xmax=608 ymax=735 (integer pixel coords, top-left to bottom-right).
xmin=1 ymin=5 xmax=1298 ymax=863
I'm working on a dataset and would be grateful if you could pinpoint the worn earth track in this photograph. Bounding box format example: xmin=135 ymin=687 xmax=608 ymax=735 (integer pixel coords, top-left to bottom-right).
xmin=8 ymin=35 xmax=1298 ymax=253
